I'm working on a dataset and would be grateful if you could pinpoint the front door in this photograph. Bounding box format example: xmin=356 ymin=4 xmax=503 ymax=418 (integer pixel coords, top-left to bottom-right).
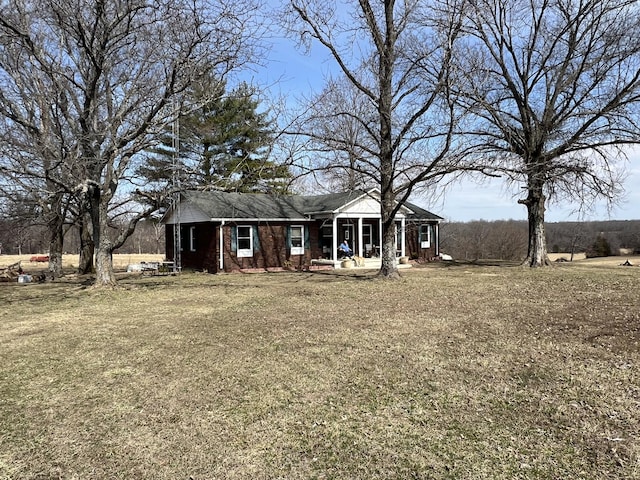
xmin=342 ymin=222 xmax=356 ymax=254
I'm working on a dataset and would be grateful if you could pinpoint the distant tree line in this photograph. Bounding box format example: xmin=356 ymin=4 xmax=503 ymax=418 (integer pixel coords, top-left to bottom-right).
xmin=440 ymin=220 xmax=640 ymax=262
xmin=0 ymin=214 xmax=165 ymax=257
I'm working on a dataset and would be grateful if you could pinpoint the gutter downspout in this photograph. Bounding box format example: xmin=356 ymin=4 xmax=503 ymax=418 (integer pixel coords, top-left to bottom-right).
xmin=219 ymin=221 xmax=225 ymax=272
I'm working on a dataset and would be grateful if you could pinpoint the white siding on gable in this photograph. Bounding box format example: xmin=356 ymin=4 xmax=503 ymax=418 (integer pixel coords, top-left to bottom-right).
xmin=341 ymin=196 xmax=382 ymax=215
xmin=340 ymin=195 xmax=411 ymax=217
xmin=164 ymin=202 xmax=209 ymax=224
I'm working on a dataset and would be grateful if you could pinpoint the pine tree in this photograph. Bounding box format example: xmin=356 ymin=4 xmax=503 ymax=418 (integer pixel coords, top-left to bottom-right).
xmin=188 ymin=82 xmax=290 ymax=193
xmin=138 ymin=80 xmax=291 ymax=195
xmin=586 ymin=234 xmax=612 ymax=258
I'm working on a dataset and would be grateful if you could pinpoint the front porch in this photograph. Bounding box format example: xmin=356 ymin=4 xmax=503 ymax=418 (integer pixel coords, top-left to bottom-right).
xmin=311 ymin=257 xmax=413 ymax=270
xmin=319 ymin=217 xmax=408 ymax=261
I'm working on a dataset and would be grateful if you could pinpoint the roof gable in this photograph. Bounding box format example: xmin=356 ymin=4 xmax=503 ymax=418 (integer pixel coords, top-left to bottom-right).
xmin=300 ymin=189 xmax=377 ymax=214
xmin=163 ymin=199 xmax=209 ymax=224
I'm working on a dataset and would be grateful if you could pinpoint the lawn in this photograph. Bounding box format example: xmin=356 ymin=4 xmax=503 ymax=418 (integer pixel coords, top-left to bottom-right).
xmin=1 ymin=260 xmax=639 ymax=479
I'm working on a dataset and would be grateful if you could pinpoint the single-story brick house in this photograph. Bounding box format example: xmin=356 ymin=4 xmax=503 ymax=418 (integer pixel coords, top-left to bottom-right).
xmin=162 ymin=188 xmax=443 ymax=273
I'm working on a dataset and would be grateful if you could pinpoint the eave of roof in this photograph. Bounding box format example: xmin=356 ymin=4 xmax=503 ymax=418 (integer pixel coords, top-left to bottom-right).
xmin=208 ymin=217 xmax=312 ymax=222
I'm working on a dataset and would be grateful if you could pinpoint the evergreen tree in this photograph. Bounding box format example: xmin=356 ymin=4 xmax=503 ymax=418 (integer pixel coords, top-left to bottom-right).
xmin=586 ymin=234 xmax=612 ymax=258
xmin=139 ymin=81 xmax=291 ymax=195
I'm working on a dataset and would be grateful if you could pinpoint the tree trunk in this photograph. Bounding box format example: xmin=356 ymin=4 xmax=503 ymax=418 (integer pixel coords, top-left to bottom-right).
xmin=95 ymin=245 xmax=116 ymax=286
xmin=520 ymin=183 xmax=551 ymax=267
xmin=378 ymin=186 xmax=400 ymax=279
xmin=46 ymin=193 xmax=65 ymax=279
xmin=89 ymin=185 xmax=117 ymax=287
xmin=376 ymin=16 xmax=399 ymax=281
xmin=47 ymin=218 xmax=64 ymax=279
xmin=378 ymin=219 xmax=400 ymax=279
xmin=78 ymin=212 xmax=95 ymax=274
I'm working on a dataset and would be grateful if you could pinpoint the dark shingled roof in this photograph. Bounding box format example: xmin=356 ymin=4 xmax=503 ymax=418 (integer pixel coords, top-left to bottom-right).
xmin=297 ymin=190 xmax=372 ymax=214
xmin=404 ymin=200 xmax=443 ymax=221
xmin=180 ymin=189 xmax=442 ymax=221
xmin=182 ymin=190 xmax=306 ymax=220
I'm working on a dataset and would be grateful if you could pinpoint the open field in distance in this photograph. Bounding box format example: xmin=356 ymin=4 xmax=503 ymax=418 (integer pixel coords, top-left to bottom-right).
xmin=0 ymin=253 xmax=166 ymax=271
xmin=548 ymin=252 xmax=587 ymax=262
xmin=1 ymin=259 xmax=639 ymax=479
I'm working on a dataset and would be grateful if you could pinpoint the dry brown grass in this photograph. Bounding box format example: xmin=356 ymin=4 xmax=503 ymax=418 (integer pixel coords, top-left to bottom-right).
xmin=548 ymin=252 xmax=587 ymax=262
xmin=0 ymin=253 xmax=166 ymax=271
xmin=1 ymin=261 xmax=639 ymax=479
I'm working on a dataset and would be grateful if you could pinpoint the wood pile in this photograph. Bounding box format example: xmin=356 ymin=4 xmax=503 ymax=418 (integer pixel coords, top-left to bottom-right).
xmin=0 ymin=262 xmax=22 ymax=282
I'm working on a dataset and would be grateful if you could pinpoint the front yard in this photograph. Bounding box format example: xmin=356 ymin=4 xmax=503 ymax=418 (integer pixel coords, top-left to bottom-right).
xmin=1 ymin=261 xmax=638 ymax=479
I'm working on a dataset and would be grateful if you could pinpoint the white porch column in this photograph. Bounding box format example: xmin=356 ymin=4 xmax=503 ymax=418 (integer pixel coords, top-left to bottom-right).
xmin=400 ymin=217 xmax=406 ymax=257
xmin=378 ymin=218 xmax=383 ymax=257
xmin=357 ymin=217 xmax=363 ymax=257
xmin=219 ymin=221 xmax=225 ymax=271
xmin=332 ymin=216 xmax=338 ymax=260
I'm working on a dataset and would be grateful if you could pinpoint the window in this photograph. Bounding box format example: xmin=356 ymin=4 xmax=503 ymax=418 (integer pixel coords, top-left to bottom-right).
xmin=189 ymin=226 xmax=196 ymax=251
xmin=420 ymin=224 xmax=431 ymax=248
xmin=179 ymin=225 xmax=197 ymax=252
xmin=321 ymin=225 xmax=333 ymax=256
xmin=237 ymin=225 xmax=253 ymax=258
xmin=290 ymin=225 xmax=304 ymax=255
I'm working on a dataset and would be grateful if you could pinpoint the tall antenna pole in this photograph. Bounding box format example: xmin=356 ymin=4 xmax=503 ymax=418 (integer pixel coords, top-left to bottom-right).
xmin=172 ymin=102 xmax=181 ymax=273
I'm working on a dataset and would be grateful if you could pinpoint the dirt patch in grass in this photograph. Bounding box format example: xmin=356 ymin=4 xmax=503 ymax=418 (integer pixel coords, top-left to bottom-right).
xmin=1 ymin=264 xmax=639 ymax=479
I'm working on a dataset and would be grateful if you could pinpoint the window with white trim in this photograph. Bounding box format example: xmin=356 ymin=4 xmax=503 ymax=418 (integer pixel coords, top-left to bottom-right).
xmin=237 ymin=225 xmax=253 ymax=258
xmin=420 ymin=224 xmax=431 ymax=248
xmin=189 ymin=226 xmax=196 ymax=251
xmin=290 ymin=225 xmax=304 ymax=255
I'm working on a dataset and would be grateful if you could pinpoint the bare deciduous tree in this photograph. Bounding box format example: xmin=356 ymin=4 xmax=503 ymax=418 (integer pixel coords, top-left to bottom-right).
xmin=283 ymin=0 xmax=467 ymax=278
xmin=0 ymin=0 xmax=263 ymax=286
xmin=296 ymin=78 xmax=377 ymax=192
xmin=456 ymin=0 xmax=640 ymax=267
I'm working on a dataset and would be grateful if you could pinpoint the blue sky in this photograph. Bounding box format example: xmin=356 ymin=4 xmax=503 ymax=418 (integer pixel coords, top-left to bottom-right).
xmin=255 ymin=24 xmax=640 ymax=223
xmin=435 ymin=163 xmax=640 ymax=222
